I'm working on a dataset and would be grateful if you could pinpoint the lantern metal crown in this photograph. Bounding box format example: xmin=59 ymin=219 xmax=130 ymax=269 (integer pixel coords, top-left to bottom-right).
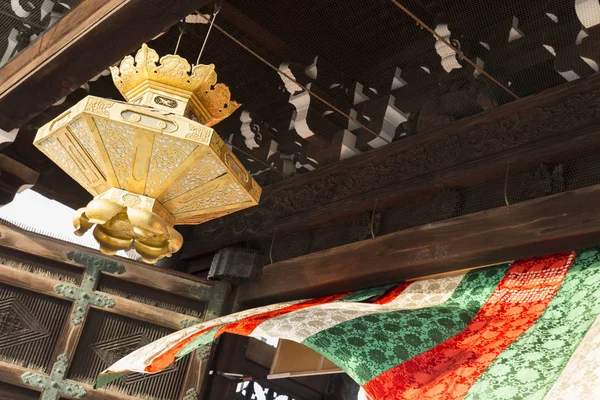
xmin=33 ymin=44 xmax=261 ymax=263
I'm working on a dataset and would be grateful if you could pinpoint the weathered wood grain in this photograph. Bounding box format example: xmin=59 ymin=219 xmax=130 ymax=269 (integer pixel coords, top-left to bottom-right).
xmin=0 ymin=0 xmax=212 ymax=130
xmin=0 ymin=263 xmax=62 ymax=298
xmin=95 ymin=293 xmax=192 ymax=330
xmin=237 ymin=184 xmax=600 ymax=306
xmin=51 ymin=320 xmax=85 ymax=372
xmin=0 ymin=361 xmax=138 ymax=400
xmin=0 ymin=223 xmax=212 ymax=301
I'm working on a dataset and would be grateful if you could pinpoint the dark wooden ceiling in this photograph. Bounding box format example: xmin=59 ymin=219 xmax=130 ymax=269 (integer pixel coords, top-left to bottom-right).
xmin=1 ymin=0 xmax=599 ymax=210
xmin=121 ymin=0 xmax=600 ymax=180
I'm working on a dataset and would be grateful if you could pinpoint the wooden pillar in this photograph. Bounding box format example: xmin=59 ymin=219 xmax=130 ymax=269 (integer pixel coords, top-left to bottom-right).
xmin=196 ymin=248 xmax=256 ymax=400
xmin=201 ymin=334 xmax=249 ymax=400
xmin=324 ymin=375 xmax=360 ymax=400
xmin=179 ymin=346 xmax=210 ymax=400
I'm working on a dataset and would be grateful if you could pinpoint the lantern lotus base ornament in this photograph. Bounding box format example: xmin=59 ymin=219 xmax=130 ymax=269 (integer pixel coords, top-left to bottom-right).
xmin=33 ymin=44 xmax=261 ymax=263
xmin=73 ymin=189 xmax=182 ymax=263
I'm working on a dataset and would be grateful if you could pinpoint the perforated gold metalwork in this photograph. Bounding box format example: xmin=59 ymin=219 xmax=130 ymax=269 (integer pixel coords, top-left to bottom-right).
xmin=111 ymin=44 xmax=241 ymax=126
xmin=145 ymin=135 xmax=198 ymax=194
xmin=158 ymin=152 xmax=227 ymax=203
xmin=33 ymin=45 xmax=261 ymax=263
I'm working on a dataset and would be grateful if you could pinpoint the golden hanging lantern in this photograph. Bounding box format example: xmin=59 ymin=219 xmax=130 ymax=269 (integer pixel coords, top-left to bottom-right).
xmin=33 ymin=44 xmax=261 ymax=263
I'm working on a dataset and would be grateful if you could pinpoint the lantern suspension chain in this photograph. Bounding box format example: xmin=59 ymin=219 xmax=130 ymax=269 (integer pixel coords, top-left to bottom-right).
xmin=183 ymin=2 xmax=285 ymax=176
xmin=195 ymin=14 xmax=390 ymax=144
xmin=389 ymin=0 xmax=519 ymax=99
xmin=174 ymin=21 xmax=185 ymax=56
xmin=196 ymin=0 xmax=222 ymax=65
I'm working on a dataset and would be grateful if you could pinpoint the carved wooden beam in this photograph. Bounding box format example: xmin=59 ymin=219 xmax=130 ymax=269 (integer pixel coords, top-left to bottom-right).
xmin=0 ymin=223 xmax=213 ymax=300
xmin=0 ymin=0 xmax=212 ymax=131
xmin=236 ymin=184 xmax=600 ymax=307
xmin=182 ymin=70 xmax=600 ymax=259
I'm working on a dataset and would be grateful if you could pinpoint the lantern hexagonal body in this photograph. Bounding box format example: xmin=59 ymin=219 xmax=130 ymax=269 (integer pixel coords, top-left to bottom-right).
xmin=33 ymin=45 xmax=261 ymax=263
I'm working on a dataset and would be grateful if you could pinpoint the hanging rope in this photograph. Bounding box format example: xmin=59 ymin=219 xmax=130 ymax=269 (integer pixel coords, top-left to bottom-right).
xmin=173 ymin=21 xmax=185 ymax=55
xmin=191 ymin=1 xmax=286 ymax=176
xmin=194 ymin=14 xmax=390 ymax=144
xmin=504 ymin=161 xmax=511 ymax=208
xmin=196 ymin=0 xmax=223 ymax=65
xmin=370 ymin=199 xmax=379 ymax=239
xmin=269 ymin=228 xmax=278 ymax=265
xmin=190 ymin=1 xmax=522 ymax=153
xmin=228 ymin=142 xmax=286 ymax=176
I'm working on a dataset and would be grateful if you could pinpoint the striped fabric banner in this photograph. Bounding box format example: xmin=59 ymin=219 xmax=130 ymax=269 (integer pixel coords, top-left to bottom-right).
xmin=95 ymin=248 xmax=600 ymax=399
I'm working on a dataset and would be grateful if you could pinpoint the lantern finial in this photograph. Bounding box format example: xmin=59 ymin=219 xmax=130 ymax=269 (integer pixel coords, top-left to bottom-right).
xmin=110 ymin=44 xmax=241 ymax=126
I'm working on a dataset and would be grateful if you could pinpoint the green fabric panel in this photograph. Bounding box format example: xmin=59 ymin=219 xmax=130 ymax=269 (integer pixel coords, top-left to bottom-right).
xmin=94 ymin=372 xmax=126 ymax=389
xmin=465 ymin=248 xmax=600 ymax=400
xmin=302 ymin=265 xmax=509 ymax=385
xmin=176 ymin=326 xmax=223 ymax=358
xmin=336 ymin=283 xmax=397 ymax=303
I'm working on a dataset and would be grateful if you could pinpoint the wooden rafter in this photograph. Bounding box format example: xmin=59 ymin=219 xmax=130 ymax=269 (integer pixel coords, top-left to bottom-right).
xmin=0 ymin=0 xmax=212 ymax=131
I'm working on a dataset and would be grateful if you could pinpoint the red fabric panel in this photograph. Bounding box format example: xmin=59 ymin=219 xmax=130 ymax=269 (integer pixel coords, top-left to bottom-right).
xmin=217 ymin=294 xmax=348 ymax=337
xmin=364 ymin=251 xmax=576 ymax=400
